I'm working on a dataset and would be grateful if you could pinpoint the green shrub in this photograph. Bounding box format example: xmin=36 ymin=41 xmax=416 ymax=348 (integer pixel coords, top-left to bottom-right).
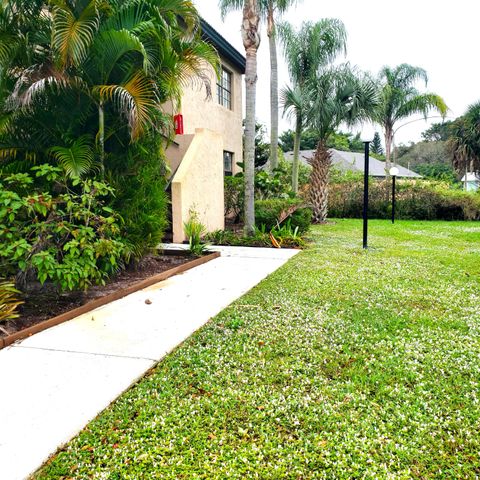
xmin=224 ymin=176 xmax=244 ymax=221
xmin=328 ymin=179 xmax=480 ymax=221
xmin=0 ymin=165 xmax=126 ymax=291
xmin=225 ymin=155 xmax=310 ymax=224
xmin=108 ymin=137 xmax=169 ymax=258
xmin=255 ymin=198 xmax=313 ymax=233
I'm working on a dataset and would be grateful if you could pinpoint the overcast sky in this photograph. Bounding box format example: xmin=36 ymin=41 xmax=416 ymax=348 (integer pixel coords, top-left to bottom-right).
xmin=194 ymin=0 xmax=479 ymax=146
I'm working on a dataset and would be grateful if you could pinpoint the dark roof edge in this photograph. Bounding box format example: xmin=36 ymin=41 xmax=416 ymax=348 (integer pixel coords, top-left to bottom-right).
xmin=200 ymin=19 xmax=246 ymax=74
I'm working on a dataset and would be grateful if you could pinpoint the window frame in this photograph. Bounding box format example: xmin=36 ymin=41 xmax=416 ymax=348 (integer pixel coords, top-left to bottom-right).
xmin=217 ymin=66 xmax=232 ymax=110
xmin=223 ymin=151 xmax=234 ymax=176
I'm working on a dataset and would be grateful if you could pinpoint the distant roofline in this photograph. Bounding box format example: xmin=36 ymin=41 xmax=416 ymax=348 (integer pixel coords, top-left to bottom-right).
xmin=200 ymin=19 xmax=246 ymax=74
xmin=284 ymin=148 xmax=422 ymax=178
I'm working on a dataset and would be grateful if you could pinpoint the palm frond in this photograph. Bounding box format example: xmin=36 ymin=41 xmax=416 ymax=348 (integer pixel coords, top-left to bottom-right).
xmin=218 ymin=0 xmax=245 ymax=20
xmin=87 ymin=28 xmax=150 ymax=82
xmin=51 ymin=0 xmax=100 ymax=68
xmin=280 ymin=84 xmax=304 ymax=122
xmin=305 ymin=65 xmax=378 ymax=141
xmin=395 ymin=93 xmax=448 ymax=122
xmin=94 ymin=71 xmax=156 ymax=140
xmin=48 ymin=135 xmax=95 ymax=178
xmin=278 ymin=19 xmax=347 ymax=87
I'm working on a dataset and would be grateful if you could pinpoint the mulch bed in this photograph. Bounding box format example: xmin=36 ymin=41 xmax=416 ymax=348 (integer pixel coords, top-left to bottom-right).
xmin=0 ymin=253 xmax=190 ymax=339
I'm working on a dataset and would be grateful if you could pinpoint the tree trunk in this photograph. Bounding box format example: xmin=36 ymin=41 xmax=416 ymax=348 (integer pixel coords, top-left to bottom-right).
xmin=384 ymin=126 xmax=393 ymax=175
xmin=292 ymin=112 xmax=302 ymax=193
xmin=309 ymin=141 xmax=331 ymax=223
xmin=267 ymin=7 xmax=278 ymax=172
xmin=241 ymin=0 xmax=260 ymax=236
xmin=99 ymin=101 xmax=105 ymax=177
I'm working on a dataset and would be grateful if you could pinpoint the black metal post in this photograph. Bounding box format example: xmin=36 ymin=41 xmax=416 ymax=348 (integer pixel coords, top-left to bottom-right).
xmin=391 ymin=175 xmax=396 ymax=224
xmin=363 ymin=141 xmax=370 ymax=249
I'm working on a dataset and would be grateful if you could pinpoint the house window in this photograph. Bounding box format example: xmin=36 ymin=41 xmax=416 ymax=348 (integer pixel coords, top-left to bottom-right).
xmin=224 ymin=151 xmax=233 ymax=176
xmin=217 ymin=67 xmax=232 ymax=109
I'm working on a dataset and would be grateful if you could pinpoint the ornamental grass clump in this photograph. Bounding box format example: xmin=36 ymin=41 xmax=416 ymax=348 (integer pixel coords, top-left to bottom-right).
xmin=183 ymin=210 xmax=209 ymax=256
xmin=0 ymin=280 xmax=22 ymax=324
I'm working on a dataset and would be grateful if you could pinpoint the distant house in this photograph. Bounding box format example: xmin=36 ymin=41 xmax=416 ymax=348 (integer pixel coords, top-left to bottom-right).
xmin=165 ymin=20 xmax=245 ymax=242
xmin=461 ymin=172 xmax=480 ymax=192
xmin=284 ymin=149 xmax=422 ymax=179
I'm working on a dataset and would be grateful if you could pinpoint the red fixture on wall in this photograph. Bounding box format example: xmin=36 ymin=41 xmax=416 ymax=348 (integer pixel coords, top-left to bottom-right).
xmin=174 ymin=114 xmax=184 ymax=135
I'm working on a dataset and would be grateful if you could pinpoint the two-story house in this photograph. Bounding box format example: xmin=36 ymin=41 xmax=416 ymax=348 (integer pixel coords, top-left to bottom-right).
xmin=165 ymin=20 xmax=246 ymax=243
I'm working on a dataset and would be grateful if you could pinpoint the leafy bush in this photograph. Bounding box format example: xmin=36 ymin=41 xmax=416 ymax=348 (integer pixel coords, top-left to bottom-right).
xmin=255 ymin=165 xmax=294 ymax=200
xmin=225 ymin=153 xmax=312 ymax=225
xmin=328 ymin=178 xmax=480 ymax=221
xmin=0 ymin=281 xmax=23 ymax=324
xmin=224 ymin=176 xmax=244 ymax=221
xmin=108 ymin=137 xmax=169 ymax=258
xmin=255 ymin=198 xmax=313 ymax=233
xmin=0 ymin=165 xmax=126 ymax=291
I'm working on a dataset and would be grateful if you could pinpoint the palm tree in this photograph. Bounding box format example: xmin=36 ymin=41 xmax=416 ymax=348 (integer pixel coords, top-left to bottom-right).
xmin=374 ymin=64 xmax=448 ymax=173
xmin=305 ymin=65 xmax=378 ymax=222
xmin=218 ymin=0 xmax=261 ymax=235
xmin=219 ymin=0 xmax=299 ymax=172
xmin=278 ymin=20 xmax=347 ymax=193
xmin=1 ymin=0 xmax=218 ymax=177
xmin=448 ymin=101 xmax=480 ymax=182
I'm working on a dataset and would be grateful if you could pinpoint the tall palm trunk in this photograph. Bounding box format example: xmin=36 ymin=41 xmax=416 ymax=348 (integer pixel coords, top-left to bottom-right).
xmin=267 ymin=4 xmax=278 ymax=171
xmin=292 ymin=112 xmax=302 ymax=193
xmin=384 ymin=126 xmax=393 ymax=174
xmin=242 ymin=0 xmax=260 ymax=235
xmin=309 ymin=141 xmax=331 ymax=223
xmin=98 ymin=101 xmax=105 ymax=176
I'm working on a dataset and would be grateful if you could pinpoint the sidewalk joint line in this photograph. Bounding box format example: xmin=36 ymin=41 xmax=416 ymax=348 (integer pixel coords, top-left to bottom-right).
xmin=12 ymin=345 xmax=158 ymax=363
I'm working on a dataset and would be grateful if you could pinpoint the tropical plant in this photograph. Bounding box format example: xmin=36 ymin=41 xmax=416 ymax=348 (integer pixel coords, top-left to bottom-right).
xmin=373 ymin=64 xmax=448 ymax=173
xmin=279 ymin=19 xmax=347 ymax=192
xmin=0 ymin=0 xmax=219 ymax=258
xmin=0 ymin=280 xmax=23 ymax=325
xmin=305 ymin=65 xmax=378 ymax=222
xmin=1 ymin=0 xmax=218 ymax=171
xmin=448 ymin=101 xmax=480 ymax=180
xmin=183 ymin=210 xmax=209 ymax=256
xmin=219 ymin=0 xmax=300 ymax=172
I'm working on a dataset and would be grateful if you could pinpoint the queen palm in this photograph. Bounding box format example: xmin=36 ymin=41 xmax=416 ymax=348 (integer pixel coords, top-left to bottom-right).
xmin=278 ymin=19 xmax=346 ymax=193
xmin=1 ymin=0 xmax=218 ymax=177
xmin=217 ymin=0 xmax=260 ymax=235
xmin=374 ymin=64 xmax=448 ymax=173
xmin=305 ymin=65 xmax=378 ymax=222
xmin=219 ymin=0 xmax=299 ymax=172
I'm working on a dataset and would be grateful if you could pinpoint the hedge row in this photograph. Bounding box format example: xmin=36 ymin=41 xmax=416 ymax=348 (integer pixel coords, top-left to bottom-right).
xmin=328 ymin=180 xmax=480 ymax=221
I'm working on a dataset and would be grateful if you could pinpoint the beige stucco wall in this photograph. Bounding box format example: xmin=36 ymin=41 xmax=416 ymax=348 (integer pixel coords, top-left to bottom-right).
xmin=171 ymin=129 xmax=224 ymax=243
xmin=164 ymin=134 xmax=195 ymax=178
xmin=167 ymin=57 xmax=243 ymax=175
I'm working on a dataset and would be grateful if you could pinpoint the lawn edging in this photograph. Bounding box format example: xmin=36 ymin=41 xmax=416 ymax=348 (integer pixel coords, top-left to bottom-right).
xmin=0 ymin=250 xmax=220 ymax=350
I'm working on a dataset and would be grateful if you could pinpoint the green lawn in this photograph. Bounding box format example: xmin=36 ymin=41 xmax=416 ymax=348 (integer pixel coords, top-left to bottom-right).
xmin=35 ymin=220 xmax=480 ymax=479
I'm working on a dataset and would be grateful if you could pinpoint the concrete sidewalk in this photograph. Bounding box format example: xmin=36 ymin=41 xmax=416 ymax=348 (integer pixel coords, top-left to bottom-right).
xmin=0 ymin=246 xmax=299 ymax=480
